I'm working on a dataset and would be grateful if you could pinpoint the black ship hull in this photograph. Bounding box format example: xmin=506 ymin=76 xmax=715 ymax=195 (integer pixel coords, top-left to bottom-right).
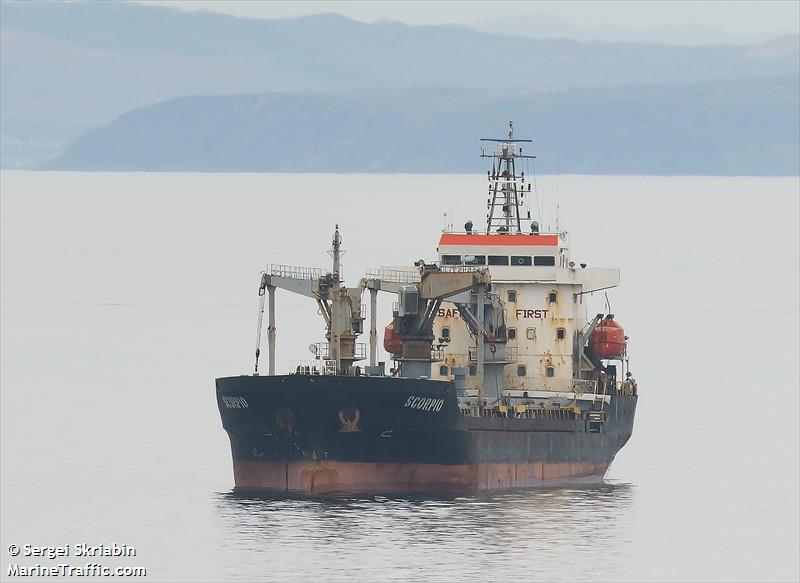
xmin=216 ymin=375 xmax=637 ymax=493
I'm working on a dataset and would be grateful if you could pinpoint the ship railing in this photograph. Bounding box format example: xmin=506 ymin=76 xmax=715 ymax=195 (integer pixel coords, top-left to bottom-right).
xmin=314 ymin=342 xmax=368 ymax=361
xmin=571 ymin=378 xmax=608 ymax=411
xmin=442 ymin=230 xmax=562 ymax=237
xmin=571 ymin=378 xmax=598 ymax=394
xmin=356 ymin=343 xmax=367 ymax=360
xmin=290 ymin=359 xmax=337 ymax=376
xmin=266 ymin=264 xmax=327 ymax=280
xmin=468 ymin=345 xmax=518 ymax=363
xmin=616 ymin=379 xmax=638 ymax=396
xmin=487 ymin=177 xmax=527 ymax=186
xmin=365 ymin=267 xmax=421 ymax=283
xmin=438 ymin=264 xmax=487 ymax=273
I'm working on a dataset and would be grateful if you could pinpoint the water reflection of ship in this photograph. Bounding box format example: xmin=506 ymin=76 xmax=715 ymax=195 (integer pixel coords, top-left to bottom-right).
xmin=214 ymin=484 xmax=635 ymax=578
xmin=216 ymin=122 xmax=638 ymax=493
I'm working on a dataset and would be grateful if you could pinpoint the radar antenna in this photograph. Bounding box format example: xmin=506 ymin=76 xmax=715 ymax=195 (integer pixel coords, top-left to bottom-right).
xmin=480 ymin=121 xmax=536 ymax=234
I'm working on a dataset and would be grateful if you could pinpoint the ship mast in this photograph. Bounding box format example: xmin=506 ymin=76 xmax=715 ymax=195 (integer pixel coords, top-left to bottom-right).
xmin=329 ymin=225 xmax=343 ymax=373
xmin=480 ymin=121 xmax=535 ymax=234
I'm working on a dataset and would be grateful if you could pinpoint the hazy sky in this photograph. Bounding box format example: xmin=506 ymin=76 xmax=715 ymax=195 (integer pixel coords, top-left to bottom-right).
xmin=149 ymin=1 xmax=800 ymax=37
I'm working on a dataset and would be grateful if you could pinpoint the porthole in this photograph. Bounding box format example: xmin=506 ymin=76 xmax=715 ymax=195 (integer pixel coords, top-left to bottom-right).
xmin=546 ymin=366 xmax=555 ymax=378
xmin=556 ymin=327 xmax=566 ymax=340
xmin=440 ymin=365 xmax=449 ymax=376
xmin=548 ymin=290 xmax=558 ymax=303
xmin=469 ymin=365 xmax=477 ymax=376
xmin=508 ymin=327 xmax=517 ymax=340
xmin=442 ymin=327 xmax=450 ymax=340
xmin=508 ymin=290 xmax=517 ymax=302
xmin=517 ymin=365 xmax=527 ymax=377
xmin=526 ymin=327 xmax=536 ymax=340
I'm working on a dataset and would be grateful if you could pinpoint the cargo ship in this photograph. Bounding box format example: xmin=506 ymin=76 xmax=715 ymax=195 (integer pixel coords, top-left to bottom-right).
xmin=216 ymin=123 xmax=638 ymax=493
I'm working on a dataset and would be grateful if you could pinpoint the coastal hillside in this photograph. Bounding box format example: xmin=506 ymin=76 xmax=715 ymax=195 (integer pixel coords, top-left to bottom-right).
xmin=45 ymin=77 xmax=799 ymax=175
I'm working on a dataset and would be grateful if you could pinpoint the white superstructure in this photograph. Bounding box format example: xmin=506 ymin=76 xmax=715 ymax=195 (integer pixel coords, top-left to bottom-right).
xmin=431 ymin=231 xmax=620 ymax=392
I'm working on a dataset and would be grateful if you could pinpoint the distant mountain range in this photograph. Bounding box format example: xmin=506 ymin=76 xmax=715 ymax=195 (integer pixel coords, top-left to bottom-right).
xmin=44 ymin=77 xmax=799 ymax=176
xmin=471 ymin=13 xmax=798 ymax=46
xmin=2 ymin=1 xmax=799 ymax=174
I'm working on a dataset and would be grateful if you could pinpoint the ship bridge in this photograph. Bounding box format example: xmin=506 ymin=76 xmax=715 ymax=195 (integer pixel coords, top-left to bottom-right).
xmin=436 ymin=231 xmax=619 ymax=288
xmin=438 ymin=231 xmax=565 ymax=280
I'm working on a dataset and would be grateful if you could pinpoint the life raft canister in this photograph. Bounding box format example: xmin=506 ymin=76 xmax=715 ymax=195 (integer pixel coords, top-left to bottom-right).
xmin=589 ymin=316 xmax=626 ymax=359
xmin=383 ymin=321 xmax=403 ymax=355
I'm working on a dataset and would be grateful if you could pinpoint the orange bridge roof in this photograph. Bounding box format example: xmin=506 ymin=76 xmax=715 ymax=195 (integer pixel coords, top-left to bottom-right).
xmin=438 ymin=233 xmax=559 ymax=247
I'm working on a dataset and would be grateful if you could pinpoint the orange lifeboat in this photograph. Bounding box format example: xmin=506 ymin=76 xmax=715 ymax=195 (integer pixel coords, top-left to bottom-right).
xmin=589 ymin=316 xmax=626 ymax=359
xmin=383 ymin=321 xmax=402 ymax=355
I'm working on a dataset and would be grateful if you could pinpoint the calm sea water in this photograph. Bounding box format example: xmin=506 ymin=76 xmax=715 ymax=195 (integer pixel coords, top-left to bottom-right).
xmin=1 ymin=171 xmax=798 ymax=582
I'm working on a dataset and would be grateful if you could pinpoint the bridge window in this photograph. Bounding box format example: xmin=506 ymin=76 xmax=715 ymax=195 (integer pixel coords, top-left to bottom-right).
xmin=489 ymin=255 xmax=509 ymax=265
xmin=556 ymin=327 xmax=566 ymax=340
xmin=511 ymin=255 xmax=532 ymax=266
xmin=507 ymin=290 xmax=517 ymax=302
xmin=463 ymin=255 xmax=486 ymax=266
xmin=508 ymin=327 xmax=517 ymax=340
xmin=534 ymin=256 xmax=556 ymax=266
xmin=526 ymin=327 xmax=536 ymax=340
xmin=546 ymin=366 xmax=555 ymax=377
xmin=440 ymin=365 xmax=449 ymax=376
xmin=517 ymin=365 xmax=526 ymax=377
xmin=548 ymin=290 xmax=558 ymax=303
xmin=442 ymin=255 xmax=461 ymax=265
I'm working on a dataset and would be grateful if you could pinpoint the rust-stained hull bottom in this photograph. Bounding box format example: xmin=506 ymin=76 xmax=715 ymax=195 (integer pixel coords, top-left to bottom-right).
xmin=233 ymin=460 xmax=609 ymax=494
